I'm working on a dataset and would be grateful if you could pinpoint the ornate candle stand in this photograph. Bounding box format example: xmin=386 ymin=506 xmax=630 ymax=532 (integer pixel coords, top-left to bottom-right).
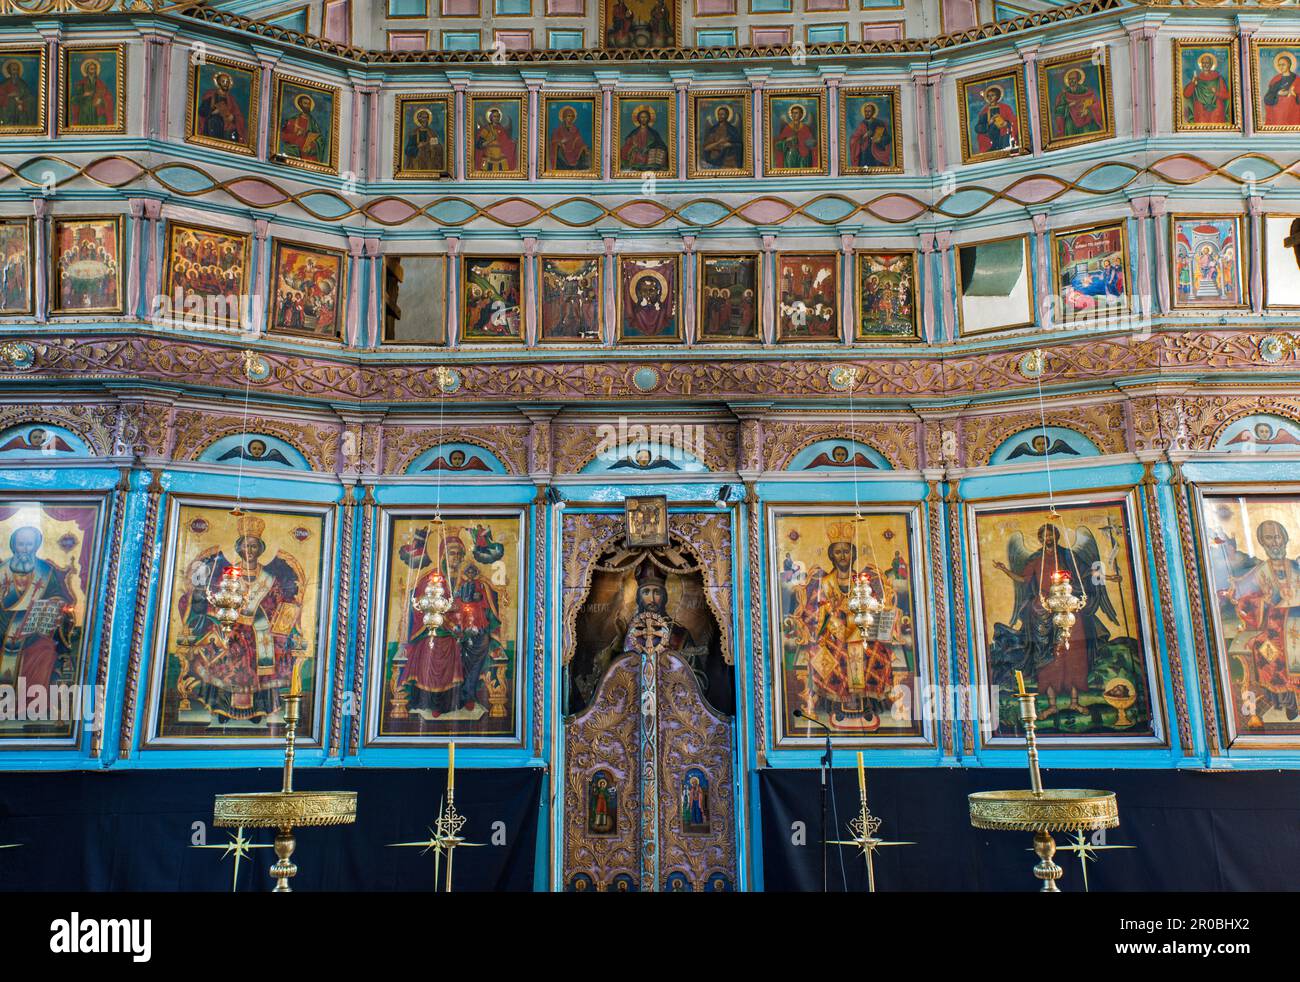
xmin=968 ymin=680 xmax=1118 ymax=892
xmin=213 ymin=691 xmax=357 ymax=892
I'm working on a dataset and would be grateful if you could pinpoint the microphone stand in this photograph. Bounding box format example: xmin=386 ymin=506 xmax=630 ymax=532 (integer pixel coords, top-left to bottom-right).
xmin=795 ymin=708 xmax=832 ymax=892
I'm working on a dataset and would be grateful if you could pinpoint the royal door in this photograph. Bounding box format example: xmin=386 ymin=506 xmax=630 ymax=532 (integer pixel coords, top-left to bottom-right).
xmin=560 ymin=511 xmax=739 ymax=892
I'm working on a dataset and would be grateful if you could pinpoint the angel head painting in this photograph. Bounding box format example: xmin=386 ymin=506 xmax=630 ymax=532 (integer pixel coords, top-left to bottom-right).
xmin=975 ymin=499 xmax=1155 ymax=739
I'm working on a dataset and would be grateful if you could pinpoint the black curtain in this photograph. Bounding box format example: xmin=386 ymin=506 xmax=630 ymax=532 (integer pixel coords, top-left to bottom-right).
xmin=0 ymin=767 xmax=542 ymax=891
xmin=760 ymin=767 xmax=1300 ymax=892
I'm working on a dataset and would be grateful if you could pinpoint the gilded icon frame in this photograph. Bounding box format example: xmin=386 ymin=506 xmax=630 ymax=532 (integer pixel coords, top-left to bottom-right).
xmin=838 ymin=85 xmax=902 ymax=175
xmin=59 ymin=43 xmax=126 ymax=135
xmin=161 ymin=219 xmax=253 ymax=328
xmin=1168 ymin=213 xmax=1248 ymax=311
xmin=538 ymin=254 xmax=603 ymax=343
xmin=956 ymin=64 xmax=1030 ymax=165
xmin=955 ymin=233 xmax=1036 ymax=337
xmin=540 ymin=92 xmax=602 ymax=179
xmin=1191 ymin=482 xmax=1300 ymax=749
xmin=1251 ymin=36 xmax=1300 ymax=134
xmin=0 ymin=46 xmax=47 ymax=136
xmin=49 ymin=214 xmax=124 ymax=316
xmin=466 ymin=92 xmax=528 ymax=180
xmin=964 ymin=487 xmax=1167 ymax=750
xmin=687 ymin=90 xmax=752 ymax=179
xmin=696 ymin=252 xmax=761 ymax=343
xmin=365 ymin=503 xmax=529 ymax=747
xmin=763 ymin=88 xmax=828 ymax=177
xmin=141 ymin=494 xmax=336 ymax=750
xmin=0 ymin=491 xmax=109 ymax=747
xmin=765 ymin=501 xmax=936 ymax=749
xmin=270 ymin=72 xmax=341 ymax=175
xmin=0 ymin=216 xmax=34 ymax=317
xmin=616 ymin=253 xmax=682 ymax=344
xmin=184 ymin=53 xmax=261 ymax=157
xmin=392 ymin=93 xmax=454 ymax=180
xmin=1172 ymin=37 xmax=1241 ymax=133
xmin=612 ymin=90 xmax=676 ymax=179
xmin=854 ymin=249 xmax=921 ymax=342
xmin=1036 ymin=46 xmax=1115 ymax=153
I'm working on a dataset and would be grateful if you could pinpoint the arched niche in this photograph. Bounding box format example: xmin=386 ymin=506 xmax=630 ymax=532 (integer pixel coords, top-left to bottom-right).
xmin=567 ymin=541 xmax=732 ymax=718
xmin=1213 ymin=413 xmax=1300 ymax=452
xmin=786 ymin=438 xmax=891 ymax=472
xmin=989 ymin=426 xmax=1100 ymax=465
xmin=406 ymin=441 xmax=509 ymax=475
xmin=198 ymin=433 xmax=312 ymax=470
xmin=0 ymin=423 xmax=91 ymax=458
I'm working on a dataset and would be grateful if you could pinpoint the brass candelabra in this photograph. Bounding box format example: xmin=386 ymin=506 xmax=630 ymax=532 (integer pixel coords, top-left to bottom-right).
xmin=213 ymin=687 xmax=357 ymax=892
xmin=968 ymin=672 xmax=1118 ymax=892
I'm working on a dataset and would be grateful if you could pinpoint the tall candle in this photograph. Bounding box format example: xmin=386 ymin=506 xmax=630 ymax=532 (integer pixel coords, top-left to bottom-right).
xmin=1015 ymin=670 xmax=1026 ymax=696
xmin=447 ymin=742 xmax=455 ymax=792
xmin=856 ymin=751 xmax=866 ymax=798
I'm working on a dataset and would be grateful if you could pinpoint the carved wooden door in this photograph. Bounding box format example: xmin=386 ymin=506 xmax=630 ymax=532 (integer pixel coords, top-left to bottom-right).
xmin=563 ymin=645 xmax=737 ymax=892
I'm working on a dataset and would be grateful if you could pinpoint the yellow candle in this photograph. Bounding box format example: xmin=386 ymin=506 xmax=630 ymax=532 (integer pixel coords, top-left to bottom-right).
xmin=1015 ymin=670 xmax=1026 ymax=696
xmin=447 ymin=742 xmax=455 ymax=792
xmin=290 ymin=658 xmax=303 ymax=697
xmin=856 ymin=751 xmax=866 ymax=798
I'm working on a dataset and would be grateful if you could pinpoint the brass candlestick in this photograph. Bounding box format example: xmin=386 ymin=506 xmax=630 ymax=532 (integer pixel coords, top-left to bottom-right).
xmin=968 ymin=674 xmax=1118 ymax=892
xmin=213 ymin=688 xmax=357 ymax=893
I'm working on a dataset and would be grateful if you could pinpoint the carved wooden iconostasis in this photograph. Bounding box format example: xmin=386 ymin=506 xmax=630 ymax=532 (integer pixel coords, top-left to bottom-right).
xmin=558 ymin=507 xmax=741 ymax=892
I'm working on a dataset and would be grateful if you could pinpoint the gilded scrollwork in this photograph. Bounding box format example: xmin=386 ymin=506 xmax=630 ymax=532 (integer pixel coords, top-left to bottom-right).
xmin=0 ymin=403 xmax=115 ymax=456
xmin=961 ymin=402 xmax=1128 ymax=466
xmin=381 ymin=425 xmax=529 ymax=476
xmin=762 ymin=419 xmax=916 ymax=472
xmin=171 ymin=410 xmax=338 ymax=472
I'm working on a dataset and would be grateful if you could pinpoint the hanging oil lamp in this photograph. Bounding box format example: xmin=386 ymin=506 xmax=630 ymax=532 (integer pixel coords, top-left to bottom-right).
xmin=1043 ymin=569 xmax=1084 ymax=651
xmin=848 ymin=570 xmax=882 ymax=635
xmin=413 ymin=571 xmax=453 ymax=629
xmin=207 ymin=563 xmax=249 ymax=643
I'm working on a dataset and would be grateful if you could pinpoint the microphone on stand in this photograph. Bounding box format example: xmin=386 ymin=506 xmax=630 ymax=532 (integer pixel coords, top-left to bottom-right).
xmin=794 ymin=708 xmax=832 ymax=892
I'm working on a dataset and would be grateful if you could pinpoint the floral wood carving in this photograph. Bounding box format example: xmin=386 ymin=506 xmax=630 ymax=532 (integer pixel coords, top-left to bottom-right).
xmin=962 ymin=403 xmax=1127 ymax=466
xmin=172 ymin=411 xmax=338 ymax=471
xmin=0 ymin=403 xmax=115 ymax=456
xmin=381 ymin=425 xmax=529 ymax=475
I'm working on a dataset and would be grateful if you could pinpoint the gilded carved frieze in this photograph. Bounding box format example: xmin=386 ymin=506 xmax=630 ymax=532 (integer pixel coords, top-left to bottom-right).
xmin=381 ymin=425 xmax=529 ymax=476
xmin=961 ymin=402 xmax=1128 ymax=466
xmin=12 ymin=333 xmax=1300 ymax=406
xmin=171 ymin=410 xmax=339 ymax=472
